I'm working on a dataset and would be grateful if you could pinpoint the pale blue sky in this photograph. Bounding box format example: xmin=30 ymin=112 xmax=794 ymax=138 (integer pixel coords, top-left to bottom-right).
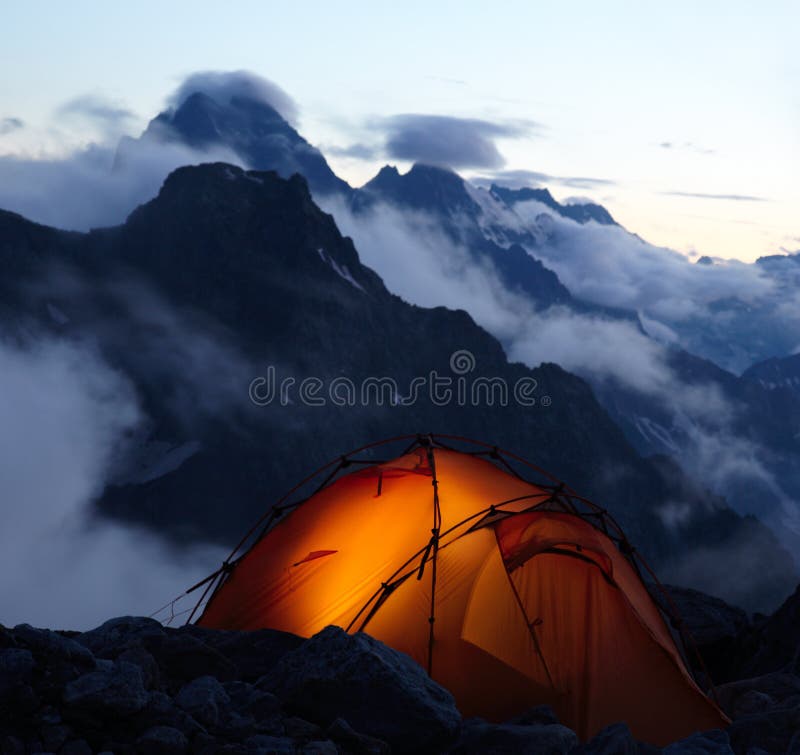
xmin=0 ymin=0 xmax=797 ymax=260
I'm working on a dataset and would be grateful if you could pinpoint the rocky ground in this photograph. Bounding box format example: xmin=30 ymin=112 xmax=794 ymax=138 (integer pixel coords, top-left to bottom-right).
xmin=1 ymin=585 xmax=800 ymax=755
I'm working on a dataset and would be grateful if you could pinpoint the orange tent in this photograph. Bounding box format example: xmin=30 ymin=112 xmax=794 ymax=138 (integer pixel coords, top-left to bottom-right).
xmin=195 ymin=435 xmax=728 ymax=745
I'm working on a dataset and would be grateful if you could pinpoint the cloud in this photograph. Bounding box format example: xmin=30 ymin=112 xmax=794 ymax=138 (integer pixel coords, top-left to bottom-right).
xmin=424 ymin=75 xmax=468 ymax=86
xmin=658 ymin=141 xmax=714 ymax=155
xmin=0 ymin=117 xmax=24 ymax=135
xmin=166 ymin=70 xmax=298 ymax=124
xmin=0 ymin=137 xmax=240 ymax=231
xmin=504 ymin=196 xmax=777 ymax=327
xmin=57 ymin=94 xmax=136 ymax=134
xmin=381 ymin=114 xmax=539 ymax=170
xmin=324 ymin=142 xmax=378 ymax=160
xmin=319 ymin=195 xmax=686 ymax=395
xmin=562 ymin=195 xmax=596 ymax=205
xmin=662 ymin=190 xmax=767 ymax=202
xmin=319 ymin=191 xmax=800 ymax=579
xmin=29 ymin=265 xmax=257 ymax=432
xmin=0 ymin=334 xmax=222 ymax=629
xmin=474 ymin=168 xmax=615 ymax=190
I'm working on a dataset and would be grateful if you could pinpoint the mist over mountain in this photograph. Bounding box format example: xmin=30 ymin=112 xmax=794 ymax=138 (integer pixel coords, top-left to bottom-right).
xmin=128 ymin=87 xmax=350 ymax=197
xmin=0 ymin=162 xmax=794 ymax=619
xmin=1 ymin=70 xmax=799 ymax=625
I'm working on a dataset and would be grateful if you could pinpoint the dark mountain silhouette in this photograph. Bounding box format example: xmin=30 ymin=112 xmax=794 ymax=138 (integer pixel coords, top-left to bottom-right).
xmin=117 ymin=91 xmax=350 ymax=196
xmin=743 ymin=352 xmax=800 ymax=397
xmin=0 ymin=162 xmax=792 ymax=611
xmin=58 ymin=88 xmax=800 ymax=590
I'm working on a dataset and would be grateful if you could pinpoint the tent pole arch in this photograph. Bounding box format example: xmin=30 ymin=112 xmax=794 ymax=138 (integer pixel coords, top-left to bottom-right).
xmin=182 ymin=432 xmax=718 ymax=703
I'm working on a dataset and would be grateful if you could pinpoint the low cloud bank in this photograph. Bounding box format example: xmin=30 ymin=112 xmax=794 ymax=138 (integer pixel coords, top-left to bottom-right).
xmin=321 ymin=194 xmax=800 ymax=562
xmin=0 ymin=335 xmax=223 ymax=629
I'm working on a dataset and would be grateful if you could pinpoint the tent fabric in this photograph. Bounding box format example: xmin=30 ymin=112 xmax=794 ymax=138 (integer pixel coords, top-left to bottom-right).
xmin=197 ymin=444 xmax=728 ymax=745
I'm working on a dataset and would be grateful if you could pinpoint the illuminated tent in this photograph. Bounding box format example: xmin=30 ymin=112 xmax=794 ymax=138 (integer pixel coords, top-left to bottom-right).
xmin=193 ymin=435 xmax=728 ymax=745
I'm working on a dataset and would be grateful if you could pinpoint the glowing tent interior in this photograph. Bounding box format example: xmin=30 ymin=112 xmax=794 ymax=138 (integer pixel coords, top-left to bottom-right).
xmin=191 ymin=434 xmax=728 ymax=745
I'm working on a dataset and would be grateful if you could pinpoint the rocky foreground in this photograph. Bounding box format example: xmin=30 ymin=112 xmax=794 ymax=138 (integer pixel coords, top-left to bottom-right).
xmin=2 ymin=585 xmax=800 ymax=755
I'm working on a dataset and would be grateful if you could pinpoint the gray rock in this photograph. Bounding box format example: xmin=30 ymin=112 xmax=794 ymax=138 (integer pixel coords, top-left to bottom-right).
xmin=39 ymin=723 xmax=71 ymax=752
xmin=266 ymin=626 xmax=460 ymax=754
xmin=728 ymin=704 xmax=800 ymax=754
xmin=224 ymin=681 xmax=282 ymax=721
xmin=136 ymin=725 xmax=189 ymax=755
xmin=77 ymin=616 xmax=165 ymax=659
xmin=0 ymin=648 xmax=35 ymax=694
xmin=175 ymin=675 xmax=231 ymax=728
xmin=0 ymin=735 xmax=25 ymax=755
xmin=326 ymin=718 xmax=390 ymax=754
xmin=507 ymin=705 xmax=560 ymax=727
xmin=243 ymin=734 xmax=295 ymax=754
xmin=452 ymin=718 xmax=578 ymax=754
xmin=148 ymin=633 xmax=238 ymax=683
xmin=729 ymin=689 xmax=774 ymax=718
xmin=573 ymin=722 xmax=645 ymax=754
xmin=283 ymin=717 xmax=322 ymax=740
xmin=60 ymin=740 xmax=93 ymax=755
xmin=302 ymin=741 xmax=338 ymax=755
xmin=180 ymin=626 xmax=304 ymax=683
xmin=138 ymin=690 xmax=206 ymax=738
xmin=36 ymin=705 xmax=62 ymax=725
xmin=13 ymin=625 xmax=95 ymax=667
xmin=119 ymin=645 xmax=160 ymax=689
xmin=662 ymin=729 xmax=734 ymax=754
xmin=62 ymin=660 xmax=149 ymax=718
xmin=717 ymin=672 xmax=800 ymax=717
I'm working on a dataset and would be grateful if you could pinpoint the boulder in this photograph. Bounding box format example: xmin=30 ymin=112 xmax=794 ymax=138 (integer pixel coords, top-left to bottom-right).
xmin=40 ymin=723 xmax=71 ymax=752
xmin=266 ymin=625 xmax=461 ymax=754
xmin=717 ymin=671 xmax=800 ymax=717
xmin=507 ymin=705 xmax=560 ymax=727
xmin=147 ymin=632 xmax=238 ymax=684
xmin=283 ymin=716 xmax=323 ymax=740
xmin=0 ymin=736 xmax=24 ymax=755
xmin=179 ymin=626 xmax=304 ymax=683
xmin=451 ymin=718 xmax=578 ymax=754
xmin=136 ymin=725 xmax=189 ymax=755
xmin=326 ymin=717 xmax=390 ymax=754
xmin=243 ymin=734 xmax=295 ymax=754
xmin=0 ymin=648 xmax=35 ymax=695
xmin=175 ymin=675 xmax=231 ymax=728
xmin=223 ymin=680 xmax=282 ymax=721
xmin=727 ymin=704 xmax=800 ymax=754
xmin=60 ymin=740 xmax=94 ymax=755
xmin=573 ymin=722 xmax=658 ymax=754
xmin=76 ymin=616 xmax=166 ymax=659
xmin=302 ymin=741 xmax=338 ymax=754
xmin=119 ymin=645 xmax=161 ymax=689
xmin=62 ymin=660 xmax=149 ymax=718
xmin=135 ymin=690 xmax=206 ymax=738
xmin=12 ymin=625 xmax=95 ymax=668
xmin=662 ymin=729 xmax=733 ymax=754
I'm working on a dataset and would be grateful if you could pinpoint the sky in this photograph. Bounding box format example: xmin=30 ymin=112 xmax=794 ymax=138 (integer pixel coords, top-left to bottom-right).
xmin=0 ymin=0 xmax=797 ymax=261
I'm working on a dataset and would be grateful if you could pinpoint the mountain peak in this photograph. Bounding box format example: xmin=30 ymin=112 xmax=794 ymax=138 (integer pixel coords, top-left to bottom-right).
xmin=358 ymin=162 xmax=477 ymax=215
xmin=490 ymin=183 xmax=616 ymax=226
xmin=130 ymin=91 xmax=350 ymax=197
